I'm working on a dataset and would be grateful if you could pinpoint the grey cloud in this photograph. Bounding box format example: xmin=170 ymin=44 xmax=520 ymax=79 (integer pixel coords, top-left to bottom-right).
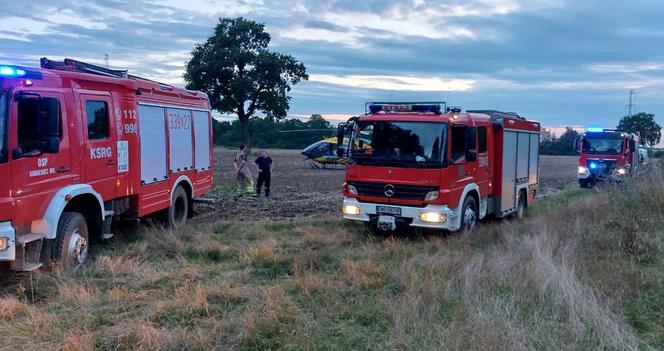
xmin=2 ymin=0 xmax=664 ymax=128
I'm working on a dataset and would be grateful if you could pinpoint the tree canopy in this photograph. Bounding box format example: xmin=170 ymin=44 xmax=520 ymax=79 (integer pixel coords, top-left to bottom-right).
xmin=184 ymin=17 xmax=308 ymax=145
xmin=617 ymin=112 xmax=662 ymax=146
xmin=540 ymin=127 xmax=580 ymax=155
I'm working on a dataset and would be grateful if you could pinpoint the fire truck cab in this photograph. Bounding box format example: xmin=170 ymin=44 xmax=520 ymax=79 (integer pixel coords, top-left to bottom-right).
xmin=0 ymin=59 xmax=213 ymax=271
xmin=338 ymin=102 xmax=540 ymax=233
xmin=576 ymin=128 xmax=640 ymax=188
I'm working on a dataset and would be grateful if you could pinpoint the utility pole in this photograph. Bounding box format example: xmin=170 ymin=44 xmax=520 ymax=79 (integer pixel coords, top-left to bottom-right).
xmin=626 ymin=89 xmax=636 ymax=117
xmin=104 ymin=54 xmax=109 ymax=69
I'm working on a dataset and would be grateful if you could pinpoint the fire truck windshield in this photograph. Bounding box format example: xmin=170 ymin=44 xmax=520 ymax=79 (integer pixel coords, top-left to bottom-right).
xmin=0 ymin=89 xmax=7 ymax=163
xmin=351 ymin=121 xmax=447 ymax=168
xmin=582 ymin=137 xmax=623 ymax=155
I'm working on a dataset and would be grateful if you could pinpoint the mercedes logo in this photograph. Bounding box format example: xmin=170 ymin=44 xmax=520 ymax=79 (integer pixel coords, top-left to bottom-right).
xmin=384 ymin=184 xmax=395 ymax=197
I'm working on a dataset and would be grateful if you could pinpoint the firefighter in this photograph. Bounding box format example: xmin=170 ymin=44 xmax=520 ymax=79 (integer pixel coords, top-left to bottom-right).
xmin=234 ymin=144 xmax=255 ymax=195
xmin=254 ymin=150 xmax=274 ymax=196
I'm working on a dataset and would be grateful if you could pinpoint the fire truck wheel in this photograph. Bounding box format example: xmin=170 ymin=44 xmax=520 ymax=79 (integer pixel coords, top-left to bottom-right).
xmin=167 ymin=186 xmax=189 ymax=230
xmin=515 ymin=191 xmax=527 ymax=219
xmin=579 ymin=180 xmax=591 ymax=189
xmin=54 ymin=212 xmax=89 ymax=271
xmin=460 ymin=196 xmax=478 ymax=232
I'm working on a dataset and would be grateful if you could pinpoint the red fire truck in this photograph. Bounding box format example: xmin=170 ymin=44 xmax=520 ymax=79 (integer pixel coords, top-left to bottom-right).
xmin=576 ymin=128 xmax=640 ymax=188
xmin=0 ymin=58 xmax=213 ymax=271
xmin=338 ymin=103 xmax=540 ymax=233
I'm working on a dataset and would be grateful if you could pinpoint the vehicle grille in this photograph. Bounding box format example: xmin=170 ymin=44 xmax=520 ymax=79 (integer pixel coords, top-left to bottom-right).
xmin=350 ymin=182 xmax=437 ymax=200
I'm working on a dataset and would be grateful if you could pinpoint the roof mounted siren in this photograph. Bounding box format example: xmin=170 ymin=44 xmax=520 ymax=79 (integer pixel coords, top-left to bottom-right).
xmin=366 ymin=101 xmax=446 ymax=115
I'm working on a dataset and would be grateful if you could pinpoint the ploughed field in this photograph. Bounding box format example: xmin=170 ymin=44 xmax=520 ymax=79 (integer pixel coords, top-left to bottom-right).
xmin=196 ymin=148 xmax=579 ymax=223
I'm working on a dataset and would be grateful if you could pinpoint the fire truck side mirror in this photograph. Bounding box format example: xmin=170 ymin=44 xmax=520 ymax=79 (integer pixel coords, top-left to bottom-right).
xmin=336 ymin=123 xmax=346 ymax=157
xmin=573 ymin=138 xmax=581 ymax=154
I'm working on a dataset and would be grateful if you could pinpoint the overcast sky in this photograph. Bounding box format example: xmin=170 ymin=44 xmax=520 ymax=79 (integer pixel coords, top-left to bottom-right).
xmin=2 ymin=0 xmax=664 ymax=135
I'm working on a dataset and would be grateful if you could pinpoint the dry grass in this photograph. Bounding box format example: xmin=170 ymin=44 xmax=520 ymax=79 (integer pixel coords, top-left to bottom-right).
xmin=1 ymin=166 xmax=663 ymax=350
xmin=0 ymin=296 xmax=24 ymax=321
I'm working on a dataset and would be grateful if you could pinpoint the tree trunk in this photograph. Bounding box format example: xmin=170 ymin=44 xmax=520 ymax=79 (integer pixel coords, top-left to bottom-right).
xmin=239 ymin=116 xmax=250 ymax=147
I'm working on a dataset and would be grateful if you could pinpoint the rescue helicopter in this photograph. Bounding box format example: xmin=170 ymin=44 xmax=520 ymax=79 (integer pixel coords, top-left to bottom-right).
xmin=279 ymin=128 xmax=347 ymax=168
xmin=301 ymin=136 xmax=348 ymax=169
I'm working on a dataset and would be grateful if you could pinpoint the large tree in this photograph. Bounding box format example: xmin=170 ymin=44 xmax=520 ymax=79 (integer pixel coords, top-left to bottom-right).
xmin=617 ymin=112 xmax=662 ymax=147
xmin=184 ymin=17 xmax=308 ymax=145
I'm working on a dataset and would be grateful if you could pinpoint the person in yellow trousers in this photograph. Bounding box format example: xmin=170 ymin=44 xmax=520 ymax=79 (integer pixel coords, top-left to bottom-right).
xmin=234 ymin=144 xmax=255 ymax=195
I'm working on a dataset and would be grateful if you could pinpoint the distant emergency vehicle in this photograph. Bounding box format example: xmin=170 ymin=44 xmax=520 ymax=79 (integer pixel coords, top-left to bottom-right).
xmin=338 ymin=102 xmax=540 ymax=233
xmin=0 ymin=58 xmax=213 ymax=271
xmin=576 ymin=128 xmax=643 ymax=188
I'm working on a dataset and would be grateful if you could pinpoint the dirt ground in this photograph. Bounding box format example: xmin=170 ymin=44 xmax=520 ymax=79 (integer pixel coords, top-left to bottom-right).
xmin=194 ymin=148 xmax=579 ymax=223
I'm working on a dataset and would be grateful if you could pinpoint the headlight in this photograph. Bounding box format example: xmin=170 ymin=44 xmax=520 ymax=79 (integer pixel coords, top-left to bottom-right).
xmin=419 ymin=212 xmax=446 ymax=223
xmin=424 ymin=191 xmax=439 ymax=201
xmin=578 ymin=166 xmax=589 ymax=175
xmin=346 ymin=184 xmax=358 ymax=196
xmin=343 ymin=205 xmax=361 ymax=215
xmin=616 ymin=168 xmax=627 ymax=175
xmin=0 ymin=237 xmax=8 ymax=251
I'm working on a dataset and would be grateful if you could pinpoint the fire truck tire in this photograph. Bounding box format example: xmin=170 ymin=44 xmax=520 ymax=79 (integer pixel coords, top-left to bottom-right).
xmin=515 ymin=191 xmax=527 ymax=219
xmin=53 ymin=212 xmax=89 ymax=271
xmin=579 ymin=179 xmax=591 ymax=189
xmin=167 ymin=186 xmax=189 ymax=230
xmin=460 ymin=196 xmax=478 ymax=232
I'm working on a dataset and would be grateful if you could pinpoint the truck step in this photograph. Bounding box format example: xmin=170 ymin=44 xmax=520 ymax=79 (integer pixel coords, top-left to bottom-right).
xmin=102 ymin=233 xmax=114 ymax=240
xmin=11 ymin=261 xmax=43 ymax=272
xmin=17 ymin=233 xmax=45 ymax=245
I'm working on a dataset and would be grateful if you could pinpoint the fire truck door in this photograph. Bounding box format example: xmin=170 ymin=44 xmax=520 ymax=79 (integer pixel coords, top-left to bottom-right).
xmin=10 ymin=91 xmax=72 ymax=224
xmin=80 ymin=93 xmax=117 ymax=199
xmin=449 ymin=125 xmax=479 ymax=190
xmin=475 ymin=126 xmax=491 ymax=195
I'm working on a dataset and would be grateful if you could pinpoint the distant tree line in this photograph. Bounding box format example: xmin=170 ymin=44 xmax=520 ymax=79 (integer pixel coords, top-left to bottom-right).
xmin=212 ymin=114 xmax=335 ymax=149
xmin=539 ymin=127 xmax=580 ymax=155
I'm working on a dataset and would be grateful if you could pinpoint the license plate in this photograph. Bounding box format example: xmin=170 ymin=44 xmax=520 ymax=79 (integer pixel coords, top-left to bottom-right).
xmin=376 ymin=205 xmax=401 ymax=216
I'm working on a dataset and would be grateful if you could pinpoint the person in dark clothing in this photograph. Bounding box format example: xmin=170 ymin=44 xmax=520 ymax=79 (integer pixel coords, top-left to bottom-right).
xmin=254 ymin=151 xmax=274 ymax=196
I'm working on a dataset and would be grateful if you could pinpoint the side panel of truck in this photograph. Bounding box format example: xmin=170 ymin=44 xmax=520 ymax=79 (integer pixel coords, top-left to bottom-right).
xmin=500 ymin=129 xmax=539 ymax=216
xmin=138 ymin=104 xmax=168 ymax=185
xmin=193 ymin=110 xmax=211 ymax=172
xmin=500 ymin=131 xmax=518 ymax=213
xmin=167 ymin=107 xmax=193 ymax=173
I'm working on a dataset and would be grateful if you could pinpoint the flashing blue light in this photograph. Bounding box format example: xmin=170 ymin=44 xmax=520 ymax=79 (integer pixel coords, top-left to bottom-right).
xmin=587 ymin=127 xmax=604 ymax=133
xmin=589 ymin=162 xmax=599 ymax=170
xmin=0 ymin=66 xmax=26 ymax=77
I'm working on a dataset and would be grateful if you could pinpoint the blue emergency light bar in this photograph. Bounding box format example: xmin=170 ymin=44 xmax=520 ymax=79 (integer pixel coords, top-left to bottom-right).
xmin=0 ymin=65 xmax=42 ymax=80
xmin=586 ymin=127 xmax=604 ymax=132
xmin=0 ymin=66 xmax=26 ymax=77
xmin=367 ymin=102 xmax=445 ymax=115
